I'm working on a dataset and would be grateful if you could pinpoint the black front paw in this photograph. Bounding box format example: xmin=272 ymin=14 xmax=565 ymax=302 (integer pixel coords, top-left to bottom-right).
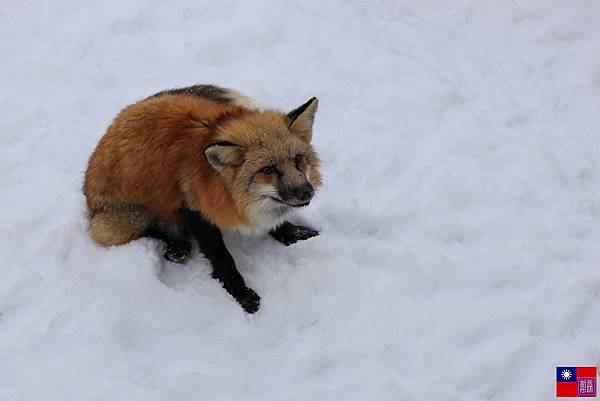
xmin=270 ymin=222 xmax=319 ymax=246
xmin=219 ymin=275 xmax=261 ymax=313
xmin=235 ymin=286 xmax=261 ymax=314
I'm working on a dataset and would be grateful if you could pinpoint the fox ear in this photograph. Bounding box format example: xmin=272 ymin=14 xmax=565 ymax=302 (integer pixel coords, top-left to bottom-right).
xmin=205 ymin=141 xmax=245 ymax=170
xmin=287 ymin=97 xmax=318 ymax=142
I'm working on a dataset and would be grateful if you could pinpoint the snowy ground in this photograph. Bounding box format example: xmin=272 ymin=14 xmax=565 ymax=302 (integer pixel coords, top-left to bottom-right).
xmin=2 ymin=1 xmax=600 ymax=400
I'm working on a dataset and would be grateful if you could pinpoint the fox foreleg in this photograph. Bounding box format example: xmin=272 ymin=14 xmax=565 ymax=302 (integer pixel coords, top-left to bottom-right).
xmin=269 ymin=221 xmax=319 ymax=246
xmin=180 ymin=208 xmax=261 ymax=314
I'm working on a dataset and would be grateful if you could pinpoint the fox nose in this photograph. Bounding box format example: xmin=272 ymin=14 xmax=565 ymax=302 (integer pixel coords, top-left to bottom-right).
xmin=294 ymin=183 xmax=314 ymax=202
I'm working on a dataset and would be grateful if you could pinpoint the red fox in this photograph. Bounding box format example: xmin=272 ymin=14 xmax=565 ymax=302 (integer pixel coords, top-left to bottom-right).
xmin=84 ymin=85 xmax=322 ymax=313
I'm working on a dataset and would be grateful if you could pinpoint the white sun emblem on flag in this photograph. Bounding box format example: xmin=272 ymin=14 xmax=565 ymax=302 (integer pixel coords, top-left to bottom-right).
xmin=561 ymin=369 xmax=572 ymax=380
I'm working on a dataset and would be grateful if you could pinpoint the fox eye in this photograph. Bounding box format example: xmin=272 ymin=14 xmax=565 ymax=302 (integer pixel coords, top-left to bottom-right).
xmin=260 ymin=165 xmax=276 ymax=174
xmin=294 ymin=154 xmax=303 ymax=165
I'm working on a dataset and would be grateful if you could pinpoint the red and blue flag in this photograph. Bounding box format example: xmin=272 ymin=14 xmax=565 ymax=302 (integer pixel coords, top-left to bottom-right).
xmin=556 ymin=366 xmax=596 ymax=397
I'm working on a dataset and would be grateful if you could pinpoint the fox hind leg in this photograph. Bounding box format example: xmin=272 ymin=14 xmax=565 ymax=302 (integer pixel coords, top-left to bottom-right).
xmin=163 ymin=239 xmax=192 ymax=263
xmin=89 ymin=205 xmax=153 ymax=246
xmin=145 ymin=223 xmax=192 ymax=264
xmin=89 ymin=205 xmax=191 ymax=263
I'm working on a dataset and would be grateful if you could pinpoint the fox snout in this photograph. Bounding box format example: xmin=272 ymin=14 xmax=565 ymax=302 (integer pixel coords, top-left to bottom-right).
xmin=279 ymin=181 xmax=314 ymax=207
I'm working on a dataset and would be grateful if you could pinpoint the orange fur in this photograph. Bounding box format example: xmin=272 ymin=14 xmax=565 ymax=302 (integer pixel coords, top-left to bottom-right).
xmin=84 ymin=95 xmax=250 ymax=242
xmin=84 ymin=90 xmax=322 ymax=246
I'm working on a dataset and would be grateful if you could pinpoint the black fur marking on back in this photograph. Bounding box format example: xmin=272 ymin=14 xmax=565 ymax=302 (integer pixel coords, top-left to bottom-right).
xmin=209 ymin=140 xmax=241 ymax=148
xmin=149 ymin=84 xmax=233 ymax=104
xmin=286 ymin=97 xmax=317 ymax=126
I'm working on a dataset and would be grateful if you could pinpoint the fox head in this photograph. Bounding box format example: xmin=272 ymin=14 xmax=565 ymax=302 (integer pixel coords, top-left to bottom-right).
xmin=204 ymin=97 xmax=322 ymax=231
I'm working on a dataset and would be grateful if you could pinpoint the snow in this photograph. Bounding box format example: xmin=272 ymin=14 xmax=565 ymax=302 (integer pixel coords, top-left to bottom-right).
xmin=2 ymin=0 xmax=600 ymax=400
